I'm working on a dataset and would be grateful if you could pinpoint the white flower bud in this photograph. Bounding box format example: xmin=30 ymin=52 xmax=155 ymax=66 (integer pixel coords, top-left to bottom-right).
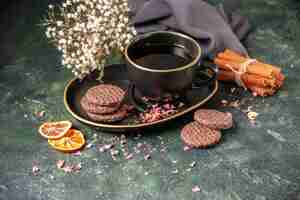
xmin=46 ymin=31 xmax=51 ymax=38
xmin=81 ymin=5 xmax=87 ymax=11
xmin=59 ymin=39 xmax=66 ymax=44
xmin=57 ymin=21 xmax=63 ymax=26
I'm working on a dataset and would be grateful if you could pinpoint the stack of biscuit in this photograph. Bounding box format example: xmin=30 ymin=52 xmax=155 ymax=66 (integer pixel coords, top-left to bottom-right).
xmin=80 ymin=84 xmax=128 ymax=123
xmin=181 ymin=109 xmax=233 ymax=148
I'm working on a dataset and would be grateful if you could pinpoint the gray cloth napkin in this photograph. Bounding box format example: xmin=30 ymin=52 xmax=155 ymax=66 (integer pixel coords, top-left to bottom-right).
xmin=128 ymin=0 xmax=251 ymax=58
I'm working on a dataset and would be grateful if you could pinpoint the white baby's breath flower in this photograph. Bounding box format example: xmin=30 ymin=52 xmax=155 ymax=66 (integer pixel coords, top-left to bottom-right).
xmin=57 ymin=22 xmax=63 ymax=27
xmin=44 ymin=0 xmax=135 ymax=79
xmin=45 ymin=31 xmax=51 ymax=38
xmin=58 ymin=30 xmax=64 ymax=36
xmin=66 ymin=64 xmax=72 ymax=69
xmin=59 ymin=39 xmax=66 ymax=44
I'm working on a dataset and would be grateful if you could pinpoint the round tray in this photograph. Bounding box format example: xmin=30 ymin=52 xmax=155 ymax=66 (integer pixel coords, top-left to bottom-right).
xmin=64 ymin=64 xmax=218 ymax=132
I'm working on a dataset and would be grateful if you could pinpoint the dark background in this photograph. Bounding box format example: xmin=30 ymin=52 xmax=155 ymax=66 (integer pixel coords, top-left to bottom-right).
xmin=0 ymin=0 xmax=61 ymax=66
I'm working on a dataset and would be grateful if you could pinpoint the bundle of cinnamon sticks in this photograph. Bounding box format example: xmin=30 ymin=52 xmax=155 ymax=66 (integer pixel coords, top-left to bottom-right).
xmin=214 ymin=49 xmax=285 ymax=96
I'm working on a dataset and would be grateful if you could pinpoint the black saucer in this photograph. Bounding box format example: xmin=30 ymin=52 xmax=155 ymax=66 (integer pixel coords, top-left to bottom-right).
xmin=64 ymin=64 xmax=218 ymax=132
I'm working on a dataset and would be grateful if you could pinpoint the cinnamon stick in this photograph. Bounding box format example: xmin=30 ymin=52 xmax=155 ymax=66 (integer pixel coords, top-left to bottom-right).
xmin=221 ymin=49 xmax=283 ymax=79
xmin=214 ymin=49 xmax=285 ymax=96
xmin=248 ymin=85 xmax=276 ymax=97
xmin=218 ymin=70 xmax=277 ymax=88
xmin=214 ymin=57 xmax=274 ymax=78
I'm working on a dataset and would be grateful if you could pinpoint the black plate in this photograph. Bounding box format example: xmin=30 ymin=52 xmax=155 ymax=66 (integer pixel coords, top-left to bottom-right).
xmin=64 ymin=64 xmax=218 ymax=132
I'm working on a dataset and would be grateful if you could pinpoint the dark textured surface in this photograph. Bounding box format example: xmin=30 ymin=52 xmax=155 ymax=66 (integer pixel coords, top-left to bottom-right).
xmin=0 ymin=0 xmax=300 ymax=200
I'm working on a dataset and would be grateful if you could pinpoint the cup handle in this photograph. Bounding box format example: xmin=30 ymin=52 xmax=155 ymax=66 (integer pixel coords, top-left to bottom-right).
xmin=127 ymin=83 xmax=147 ymax=112
xmin=193 ymin=62 xmax=218 ymax=87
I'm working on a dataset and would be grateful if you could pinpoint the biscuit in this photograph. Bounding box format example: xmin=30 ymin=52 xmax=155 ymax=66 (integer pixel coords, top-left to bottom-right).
xmin=86 ymin=105 xmax=128 ymax=123
xmin=80 ymin=96 xmax=120 ymax=114
xmin=85 ymin=84 xmax=125 ymax=106
xmin=194 ymin=109 xmax=233 ymax=130
xmin=181 ymin=121 xmax=221 ymax=148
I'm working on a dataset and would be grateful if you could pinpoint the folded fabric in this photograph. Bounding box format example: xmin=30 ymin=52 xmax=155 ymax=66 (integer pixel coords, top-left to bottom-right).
xmin=128 ymin=0 xmax=251 ymax=58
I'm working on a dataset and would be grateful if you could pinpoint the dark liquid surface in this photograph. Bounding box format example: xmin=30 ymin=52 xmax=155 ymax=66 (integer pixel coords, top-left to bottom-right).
xmin=132 ymin=45 xmax=192 ymax=70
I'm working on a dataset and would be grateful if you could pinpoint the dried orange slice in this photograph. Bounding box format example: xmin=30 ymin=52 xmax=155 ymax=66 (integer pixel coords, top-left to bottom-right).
xmin=39 ymin=121 xmax=72 ymax=139
xmin=48 ymin=129 xmax=85 ymax=152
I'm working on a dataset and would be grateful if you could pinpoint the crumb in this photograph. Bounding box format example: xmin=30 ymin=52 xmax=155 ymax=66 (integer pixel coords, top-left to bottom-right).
xmin=247 ymin=111 xmax=258 ymax=120
xmin=125 ymin=153 xmax=133 ymax=160
xmin=192 ymin=185 xmax=201 ymax=192
xmin=32 ymin=165 xmax=40 ymax=175
xmin=85 ymin=143 xmax=94 ymax=149
xmin=99 ymin=146 xmax=105 ymax=152
xmin=110 ymin=149 xmax=119 ymax=156
xmin=56 ymin=160 xmax=65 ymax=169
xmin=103 ymin=144 xmax=114 ymax=150
xmin=137 ymin=142 xmax=143 ymax=148
xmin=35 ymin=110 xmax=46 ymax=118
xmin=73 ymin=163 xmax=82 ymax=172
xmin=144 ymin=154 xmax=151 ymax=160
xmin=62 ymin=165 xmax=73 ymax=173
xmin=189 ymin=161 xmax=196 ymax=167
xmin=111 ymin=155 xmax=117 ymax=161
xmin=183 ymin=146 xmax=192 ymax=151
xmin=72 ymin=151 xmax=82 ymax=156
xmin=160 ymin=147 xmax=167 ymax=152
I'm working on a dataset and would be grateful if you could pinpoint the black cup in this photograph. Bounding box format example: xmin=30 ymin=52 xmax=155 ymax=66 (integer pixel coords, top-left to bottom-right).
xmin=124 ymin=31 xmax=216 ymax=109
